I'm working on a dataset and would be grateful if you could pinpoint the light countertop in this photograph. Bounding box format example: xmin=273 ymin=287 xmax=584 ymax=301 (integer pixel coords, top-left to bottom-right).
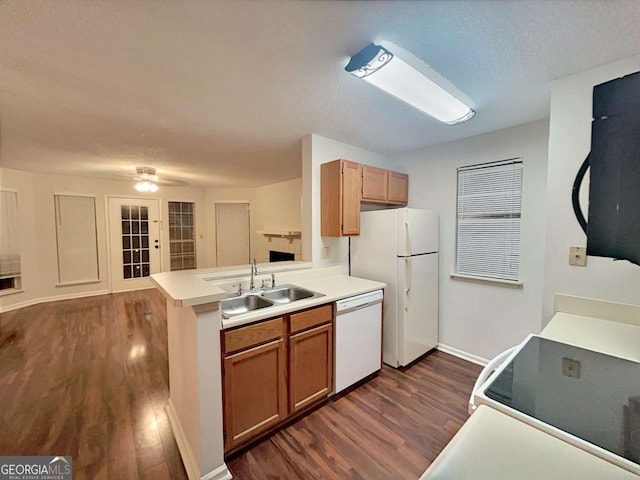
xmin=222 ymin=273 xmax=386 ymax=329
xmin=151 ymin=261 xmax=312 ymax=308
xmin=540 ymin=311 xmax=640 ymax=362
xmin=151 ymin=264 xmax=385 ymax=328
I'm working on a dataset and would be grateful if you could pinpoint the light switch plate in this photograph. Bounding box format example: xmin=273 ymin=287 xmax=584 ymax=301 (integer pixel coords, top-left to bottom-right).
xmin=569 ymin=246 xmax=587 ymax=266
xmin=562 ymin=357 xmax=581 ymax=379
xmin=321 ymin=245 xmax=330 ymax=259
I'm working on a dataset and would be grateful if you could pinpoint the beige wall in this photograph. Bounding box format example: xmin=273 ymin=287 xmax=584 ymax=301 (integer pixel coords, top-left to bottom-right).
xmin=254 ymin=178 xmax=302 ymax=263
xmin=205 ymin=179 xmax=302 ymax=266
xmin=0 ymin=167 xmax=209 ymax=312
xmin=204 ymin=187 xmax=257 ymax=268
xmin=0 ymin=167 xmax=303 ymax=311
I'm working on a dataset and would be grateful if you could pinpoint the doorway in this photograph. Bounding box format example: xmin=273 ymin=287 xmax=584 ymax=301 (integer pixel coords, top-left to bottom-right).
xmin=107 ymin=197 xmax=161 ymax=292
xmin=215 ymin=202 xmax=250 ymax=267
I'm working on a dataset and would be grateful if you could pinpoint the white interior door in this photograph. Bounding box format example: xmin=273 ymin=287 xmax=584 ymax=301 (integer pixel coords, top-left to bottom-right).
xmin=216 ymin=202 xmax=250 ymax=267
xmin=108 ymin=197 xmax=161 ymax=292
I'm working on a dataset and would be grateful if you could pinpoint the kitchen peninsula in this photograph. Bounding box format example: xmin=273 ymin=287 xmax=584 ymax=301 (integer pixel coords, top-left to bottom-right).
xmin=151 ymin=263 xmax=385 ymax=480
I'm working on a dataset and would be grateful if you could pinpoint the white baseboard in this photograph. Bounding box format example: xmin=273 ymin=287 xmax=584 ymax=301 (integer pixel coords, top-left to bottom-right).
xmin=0 ymin=289 xmax=111 ymax=313
xmin=437 ymin=343 xmax=489 ymax=366
xmin=202 ymin=464 xmax=233 ymax=480
xmin=165 ymin=399 xmax=232 ymax=480
xmin=166 ymin=399 xmax=200 ymax=480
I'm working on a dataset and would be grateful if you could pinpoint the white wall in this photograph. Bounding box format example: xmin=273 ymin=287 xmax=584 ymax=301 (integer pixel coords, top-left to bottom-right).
xmin=395 ymin=120 xmax=550 ymax=361
xmin=301 ymin=133 xmax=397 ymax=269
xmin=0 ymin=167 xmax=208 ymax=312
xmin=542 ymin=55 xmax=640 ymax=322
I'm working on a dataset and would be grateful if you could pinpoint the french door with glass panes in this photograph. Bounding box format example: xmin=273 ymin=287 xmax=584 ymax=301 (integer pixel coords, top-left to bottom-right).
xmin=108 ymin=197 xmax=161 ymax=292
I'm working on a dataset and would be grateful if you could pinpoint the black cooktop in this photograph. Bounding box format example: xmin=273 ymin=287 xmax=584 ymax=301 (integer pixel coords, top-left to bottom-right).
xmin=484 ymin=336 xmax=640 ymax=466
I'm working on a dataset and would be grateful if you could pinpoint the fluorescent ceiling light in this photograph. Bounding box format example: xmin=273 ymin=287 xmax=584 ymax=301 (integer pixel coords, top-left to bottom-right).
xmin=345 ymin=43 xmax=475 ymax=125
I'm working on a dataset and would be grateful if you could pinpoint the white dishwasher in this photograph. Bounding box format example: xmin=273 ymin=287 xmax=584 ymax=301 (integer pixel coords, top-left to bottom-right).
xmin=334 ymin=289 xmax=383 ymax=394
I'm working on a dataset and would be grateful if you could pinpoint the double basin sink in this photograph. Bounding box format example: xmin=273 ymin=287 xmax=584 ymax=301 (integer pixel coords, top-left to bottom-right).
xmin=221 ymin=284 xmax=325 ymax=319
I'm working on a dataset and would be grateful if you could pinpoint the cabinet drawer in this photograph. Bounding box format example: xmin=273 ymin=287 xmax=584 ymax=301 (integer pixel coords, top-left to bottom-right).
xmin=223 ymin=317 xmax=284 ymax=354
xmin=290 ymin=304 xmax=333 ymax=334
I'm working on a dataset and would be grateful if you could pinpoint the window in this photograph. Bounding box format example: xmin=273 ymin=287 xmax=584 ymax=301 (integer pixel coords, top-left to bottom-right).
xmin=169 ymin=201 xmax=196 ymax=271
xmin=0 ymin=189 xmax=21 ymax=292
xmin=54 ymin=194 xmax=100 ymax=284
xmin=455 ymin=159 xmax=523 ymax=283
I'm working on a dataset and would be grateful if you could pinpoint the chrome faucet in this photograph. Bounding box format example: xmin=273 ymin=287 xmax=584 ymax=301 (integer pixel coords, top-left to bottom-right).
xmin=249 ymin=258 xmax=258 ymax=290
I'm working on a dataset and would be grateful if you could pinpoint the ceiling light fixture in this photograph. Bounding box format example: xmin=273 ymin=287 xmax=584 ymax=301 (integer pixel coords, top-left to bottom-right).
xmin=134 ymin=166 xmax=159 ymax=193
xmin=134 ymin=180 xmax=158 ymax=193
xmin=345 ymin=43 xmax=475 ymax=125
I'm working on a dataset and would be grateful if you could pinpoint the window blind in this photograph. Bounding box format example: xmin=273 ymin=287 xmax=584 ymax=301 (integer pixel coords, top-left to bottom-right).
xmin=456 ymin=159 xmax=523 ymax=282
xmin=55 ymin=194 xmax=100 ymax=283
xmin=0 ymin=190 xmax=21 ymax=289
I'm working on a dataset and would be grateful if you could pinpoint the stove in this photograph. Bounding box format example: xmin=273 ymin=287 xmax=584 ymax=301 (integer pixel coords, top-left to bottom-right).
xmin=477 ymin=335 xmax=640 ymax=474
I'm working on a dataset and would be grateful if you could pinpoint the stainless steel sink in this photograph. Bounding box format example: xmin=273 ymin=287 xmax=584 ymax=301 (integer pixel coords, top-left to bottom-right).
xmin=261 ymin=284 xmax=323 ymax=304
xmin=221 ymin=294 xmax=274 ymax=318
xmin=220 ymin=284 xmax=325 ymax=319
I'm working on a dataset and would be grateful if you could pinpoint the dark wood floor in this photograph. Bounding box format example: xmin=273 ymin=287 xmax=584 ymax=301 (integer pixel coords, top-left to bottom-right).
xmin=227 ymin=350 xmax=481 ymax=479
xmin=0 ymin=289 xmax=481 ymax=480
xmin=0 ymin=289 xmax=187 ymax=480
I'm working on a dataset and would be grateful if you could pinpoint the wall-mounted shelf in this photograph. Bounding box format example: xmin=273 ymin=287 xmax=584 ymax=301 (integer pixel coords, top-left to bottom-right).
xmin=257 ymin=229 xmax=302 ymax=245
xmin=257 ymin=229 xmax=301 ymax=238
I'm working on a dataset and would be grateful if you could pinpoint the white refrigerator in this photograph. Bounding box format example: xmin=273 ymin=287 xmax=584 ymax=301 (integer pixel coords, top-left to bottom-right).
xmin=350 ymin=208 xmax=438 ymax=367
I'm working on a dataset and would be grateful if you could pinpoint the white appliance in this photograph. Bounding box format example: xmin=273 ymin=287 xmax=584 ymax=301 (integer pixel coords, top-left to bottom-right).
xmin=334 ymin=290 xmax=383 ymax=393
xmin=351 ymin=208 xmax=438 ymax=367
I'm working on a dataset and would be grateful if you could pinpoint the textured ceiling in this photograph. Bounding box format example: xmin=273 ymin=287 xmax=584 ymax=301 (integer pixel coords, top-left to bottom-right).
xmin=1 ymin=0 xmax=640 ymax=187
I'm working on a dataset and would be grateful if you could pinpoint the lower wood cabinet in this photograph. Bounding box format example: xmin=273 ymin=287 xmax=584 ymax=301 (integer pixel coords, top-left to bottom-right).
xmin=221 ymin=304 xmax=334 ymax=452
xmin=289 ymin=305 xmax=333 ymax=413
xmin=222 ymin=317 xmax=287 ymax=451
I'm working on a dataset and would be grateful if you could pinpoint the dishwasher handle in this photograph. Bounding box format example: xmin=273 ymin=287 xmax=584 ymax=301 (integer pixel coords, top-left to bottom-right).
xmin=335 ymin=290 xmax=384 ymax=314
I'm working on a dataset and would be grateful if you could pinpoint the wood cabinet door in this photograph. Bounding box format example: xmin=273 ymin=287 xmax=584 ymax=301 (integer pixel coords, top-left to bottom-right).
xmin=289 ymin=323 xmax=333 ymax=413
xmin=388 ymin=171 xmax=409 ymax=204
xmin=223 ymin=338 xmax=287 ymax=450
xmin=361 ymin=165 xmax=389 ymax=202
xmin=341 ymin=160 xmax=361 ymax=235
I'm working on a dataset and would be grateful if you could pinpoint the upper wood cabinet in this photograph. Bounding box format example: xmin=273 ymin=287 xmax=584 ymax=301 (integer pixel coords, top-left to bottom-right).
xmin=362 ymin=166 xmax=409 ymax=205
xmin=361 ymin=165 xmax=388 ymax=202
xmin=321 ymin=159 xmax=409 ymax=236
xmin=387 ymin=171 xmax=409 ymax=204
xmin=321 ymin=159 xmax=361 ymax=237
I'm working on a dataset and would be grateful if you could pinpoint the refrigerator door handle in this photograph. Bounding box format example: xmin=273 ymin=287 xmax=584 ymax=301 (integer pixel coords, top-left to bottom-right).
xmin=404 ymin=258 xmax=411 ymax=309
xmin=404 ymin=221 xmax=411 ymax=255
